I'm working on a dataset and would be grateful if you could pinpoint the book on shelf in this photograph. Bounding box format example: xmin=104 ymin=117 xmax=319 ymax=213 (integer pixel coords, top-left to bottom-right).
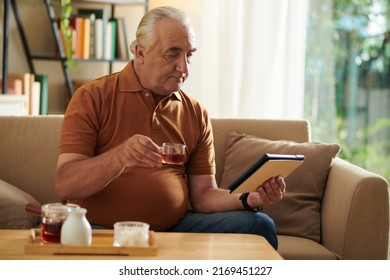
xmin=75 ymin=17 xmax=85 ymax=58
xmin=55 ymin=8 xmax=129 ymax=61
xmin=31 ymin=81 xmax=41 ymax=116
xmin=26 ymin=73 xmax=35 ymax=115
xmin=2 ymin=72 xmax=49 ymax=116
xmin=0 ymin=72 xmax=39 ymax=115
xmin=104 ymin=20 xmax=112 ymax=60
xmin=82 ymin=17 xmax=91 ymax=59
xmin=77 ymin=9 xmax=96 ymax=58
xmin=77 ymin=8 xmax=109 ymax=60
xmin=56 ymin=18 xmax=77 ymax=58
xmin=56 ymin=16 xmax=91 ymax=59
xmin=35 ymin=74 xmax=49 ymax=115
xmin=116 ymin=17 xmax=130 ymax=60
xmin=6 ymin=72 xmax=31 ymax=97
xmin=109 ymin=18 xmax=118 ymax=59
xmin=6 ymin=72 xmax=32 ymax=114
xmin=95 ymin=18 xmax=104 ymax=59
xmin=0 ymin=75 xmax=23 ymax=95
xmin=104 ymin=19 xmax=118 ymax=60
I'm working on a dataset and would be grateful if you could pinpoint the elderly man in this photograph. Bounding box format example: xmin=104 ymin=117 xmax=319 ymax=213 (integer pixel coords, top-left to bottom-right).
xmin=55 ymin=6 xmax=285 ymax=249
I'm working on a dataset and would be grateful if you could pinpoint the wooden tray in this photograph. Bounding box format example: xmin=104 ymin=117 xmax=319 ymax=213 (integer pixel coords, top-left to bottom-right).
xmin=25 ymin=229 xmax=157 ymax=256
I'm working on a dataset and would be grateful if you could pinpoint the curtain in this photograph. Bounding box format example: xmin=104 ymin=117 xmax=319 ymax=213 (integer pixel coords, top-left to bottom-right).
xmin=150 ymin=0 xmax=308 ymax=119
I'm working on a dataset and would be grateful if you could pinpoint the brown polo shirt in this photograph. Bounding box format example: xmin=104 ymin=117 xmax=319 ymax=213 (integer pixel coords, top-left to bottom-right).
xmin=59 ymin=61 xmax=215 ymax=230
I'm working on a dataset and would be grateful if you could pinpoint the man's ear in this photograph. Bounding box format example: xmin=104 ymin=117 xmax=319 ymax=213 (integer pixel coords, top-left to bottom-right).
xmin=135 ymin=44 xmax=145 ymax=63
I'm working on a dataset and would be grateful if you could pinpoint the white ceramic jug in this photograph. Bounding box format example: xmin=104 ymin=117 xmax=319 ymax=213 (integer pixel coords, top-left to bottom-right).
xmin=60 ymin=207 xmax=92 ymax=246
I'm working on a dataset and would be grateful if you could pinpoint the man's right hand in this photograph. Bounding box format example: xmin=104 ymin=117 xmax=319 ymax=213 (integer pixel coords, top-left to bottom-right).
xmin=117 ymin=134 xmax=163 ymax=168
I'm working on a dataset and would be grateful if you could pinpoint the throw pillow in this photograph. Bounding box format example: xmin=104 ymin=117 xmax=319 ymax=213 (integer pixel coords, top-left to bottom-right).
xmin=220 ymin=132 xmax=341 ymax=243
xmin=0 ymin=179 xmax=41 ymax=229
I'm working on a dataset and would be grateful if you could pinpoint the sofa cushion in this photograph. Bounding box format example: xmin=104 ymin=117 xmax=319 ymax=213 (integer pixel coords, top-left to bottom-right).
xmin=0 ymin=179 xmax=41 ymax=229
xmin=277 ymin=235 xmax=338 ymax=260
xmin=220 ymin=132 xmax=340 ymax=243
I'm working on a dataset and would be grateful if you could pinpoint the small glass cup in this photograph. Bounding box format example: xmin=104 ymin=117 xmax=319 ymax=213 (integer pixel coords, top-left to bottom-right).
xmin=161 ymin=142 xmax=186 ymax=165
xmin=40 ymin=203 xmax=79 ymax=244
xmin=113 ymin=221 xmax=150 ymax=247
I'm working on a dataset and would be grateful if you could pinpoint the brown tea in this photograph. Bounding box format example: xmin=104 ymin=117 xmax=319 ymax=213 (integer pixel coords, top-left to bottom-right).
xmin=40 ymin=221 xmax=63 ymax=243
xmin=161 ymin=143 xmax=186 ymax=165
xmin=162 ymin=153 xmax=185 ymax=165
xmin=40 ymin=203 xmax=76 ymax=244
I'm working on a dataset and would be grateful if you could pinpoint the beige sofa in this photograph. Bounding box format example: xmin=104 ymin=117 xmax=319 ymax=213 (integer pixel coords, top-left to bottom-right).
xmin=0 ymin=115 xmax=389 ymax=260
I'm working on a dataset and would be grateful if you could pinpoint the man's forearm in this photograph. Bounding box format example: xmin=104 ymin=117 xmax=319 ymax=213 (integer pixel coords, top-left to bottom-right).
xmin=196 ymin=188 xmax=243 ymax=213
xmin=55 ymin=151 xmax=125 ymax=201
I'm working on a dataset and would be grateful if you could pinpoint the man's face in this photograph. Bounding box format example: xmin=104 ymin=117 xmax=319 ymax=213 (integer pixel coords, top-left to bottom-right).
xmin=138 ymin=18 xmax=197 ymax=95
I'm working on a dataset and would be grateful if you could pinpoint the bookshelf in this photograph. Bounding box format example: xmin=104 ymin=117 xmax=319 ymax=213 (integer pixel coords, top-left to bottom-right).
xmin=1 ymin=0 xmax=149 ymax=99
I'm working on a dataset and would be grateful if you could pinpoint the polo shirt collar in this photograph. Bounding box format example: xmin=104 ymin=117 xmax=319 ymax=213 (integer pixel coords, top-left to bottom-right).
xmin=118 ymin=60 xmax=182 ymax=101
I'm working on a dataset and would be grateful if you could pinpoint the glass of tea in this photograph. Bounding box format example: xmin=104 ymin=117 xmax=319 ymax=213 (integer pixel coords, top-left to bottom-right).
xmin=40 ymin=203 xmax=79 ymax=244
xmin=161 ymin=143 xmax=186 ymax=165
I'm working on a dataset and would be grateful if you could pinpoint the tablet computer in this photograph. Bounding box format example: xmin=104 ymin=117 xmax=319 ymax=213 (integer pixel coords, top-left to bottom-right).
xmin=228 ymin=153 xmax=304 ymax=194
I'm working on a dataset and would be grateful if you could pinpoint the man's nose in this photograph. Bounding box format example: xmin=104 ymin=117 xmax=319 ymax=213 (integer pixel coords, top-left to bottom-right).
xmin=176 ymin=55 xmax=189 ymax=73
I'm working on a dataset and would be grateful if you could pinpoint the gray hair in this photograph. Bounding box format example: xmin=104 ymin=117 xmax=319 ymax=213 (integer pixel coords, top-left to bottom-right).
xmin=130 ymin=6 xmax=192 ymax=54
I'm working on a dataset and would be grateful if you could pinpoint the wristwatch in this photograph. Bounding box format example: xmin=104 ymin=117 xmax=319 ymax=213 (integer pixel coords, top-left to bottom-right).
xmin=239 ymin=192 xmax=263 ymax=212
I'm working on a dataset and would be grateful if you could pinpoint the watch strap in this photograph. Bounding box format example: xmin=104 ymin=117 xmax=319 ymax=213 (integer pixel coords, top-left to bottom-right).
xmin=239 ymin=192 xmax=263 ymax=212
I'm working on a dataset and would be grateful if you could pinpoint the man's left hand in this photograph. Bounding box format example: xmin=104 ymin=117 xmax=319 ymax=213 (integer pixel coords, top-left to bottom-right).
xmin=248 ymin=176 xmax=286 ymax=208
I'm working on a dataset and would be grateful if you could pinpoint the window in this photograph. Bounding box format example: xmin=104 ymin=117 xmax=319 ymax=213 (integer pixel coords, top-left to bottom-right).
xmin=305 ymin=0 xmax=390 ymax=181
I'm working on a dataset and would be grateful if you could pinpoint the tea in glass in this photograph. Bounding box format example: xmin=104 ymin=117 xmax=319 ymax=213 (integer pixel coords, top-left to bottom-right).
xmin=161 ymin=143 xmax=185 ymax=165
xmin=40 ymin=203 xmax=78 ymax=243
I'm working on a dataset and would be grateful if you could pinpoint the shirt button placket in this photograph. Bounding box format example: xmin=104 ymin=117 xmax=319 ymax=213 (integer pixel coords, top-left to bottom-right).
xmin=151 ymin=110 xmax=160 ymax=135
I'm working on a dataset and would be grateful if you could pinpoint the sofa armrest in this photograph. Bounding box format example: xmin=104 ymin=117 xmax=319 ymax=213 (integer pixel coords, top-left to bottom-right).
xmin=321 ymin=157 xmax=389 ymax=259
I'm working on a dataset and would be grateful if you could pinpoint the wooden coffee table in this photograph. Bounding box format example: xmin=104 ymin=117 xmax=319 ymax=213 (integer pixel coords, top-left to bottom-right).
xmin=0 ymin=229 xmax=283 ymax=260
